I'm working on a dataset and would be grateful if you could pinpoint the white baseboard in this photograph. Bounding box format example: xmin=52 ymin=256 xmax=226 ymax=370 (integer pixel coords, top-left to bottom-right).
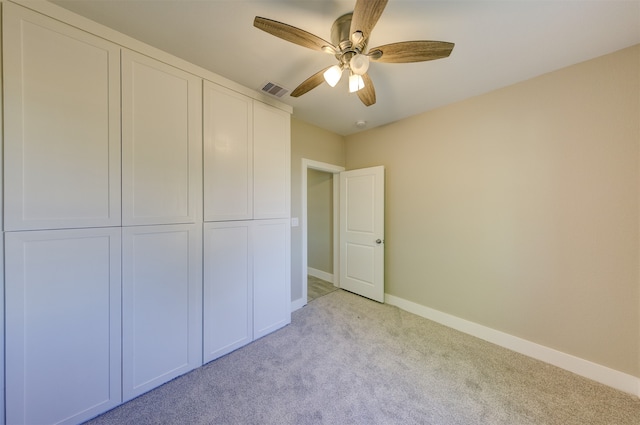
xmin=307 ymin=267 xmax=334 ymax=284
xmin=385 ymin=293 xmax=640 ymax=398
xmin=291 ymin=297 xmax=305 ymax=313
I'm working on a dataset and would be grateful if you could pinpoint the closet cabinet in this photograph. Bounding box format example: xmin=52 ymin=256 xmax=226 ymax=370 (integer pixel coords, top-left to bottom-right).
xmin=253 ymin=103 xmax=291 ymax=219
xmin=203 ymin=220 xmax=291 ymax=362
xmin=120 ymin=51 xmax=204 ymax=400
xmin=122 ymin=224 xmax=203 ymax=401
xmin=203 ymin=222 xmax=252 ymax=362
xmin=5 ymin=228 xmax=122 ymax=425
xmin=203 ymin=81 xmax=291 ymax=221
xmin=253 ymin=219 xmax=291 ymax=338
xmin=2 ymin=2 xmax=291 ymax=424
xmin=122 ymin=50 xmax=202 ymax=226
xmin=203 ymin=82 xmax=253 ymax=221
xmin=3 ymin=3 xmax=121 ymax=231
xmin=203 ymin=82 xmax=291 ymax=362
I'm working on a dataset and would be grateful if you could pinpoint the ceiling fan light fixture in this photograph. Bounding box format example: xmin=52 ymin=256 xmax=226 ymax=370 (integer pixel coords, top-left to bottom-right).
xmin=323 ymin=65 xmax=343 ymax=87
xmin=349 ymin=53 xmax=370 ymax=75
xmin=351 ymin=30 xmax=364 ymax=45
xmin=254 ymin=0 xmax=454 ymax=107
xmin=349 ymin=73 xmax=365 ymax=93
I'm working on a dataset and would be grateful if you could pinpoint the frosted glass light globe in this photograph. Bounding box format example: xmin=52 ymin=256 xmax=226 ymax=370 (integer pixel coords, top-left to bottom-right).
xmin=349 ymin=54 xmax=370 ymax=75
xmin=323 ymin=65 xmax=343 ymax=87
xmin=349 ymin=73 xmax=365 ymax=93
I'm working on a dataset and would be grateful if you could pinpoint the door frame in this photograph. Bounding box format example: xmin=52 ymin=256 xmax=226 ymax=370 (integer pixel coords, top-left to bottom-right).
xmin=300 ymin=159 xmax=344 ymax=308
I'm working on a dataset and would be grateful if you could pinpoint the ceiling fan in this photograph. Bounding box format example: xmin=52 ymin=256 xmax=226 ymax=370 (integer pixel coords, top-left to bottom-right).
xmin=253 ymin=0 xmax=454 ymax=106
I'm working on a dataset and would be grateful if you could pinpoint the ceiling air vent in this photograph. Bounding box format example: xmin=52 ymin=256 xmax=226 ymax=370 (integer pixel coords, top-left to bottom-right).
xmin=260 ymin=81 xmax=289 ymax=98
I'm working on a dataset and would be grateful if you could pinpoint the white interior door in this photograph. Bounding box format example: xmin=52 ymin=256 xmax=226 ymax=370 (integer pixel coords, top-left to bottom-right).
xmin=339 ymin=166 xmax=385 ymax=302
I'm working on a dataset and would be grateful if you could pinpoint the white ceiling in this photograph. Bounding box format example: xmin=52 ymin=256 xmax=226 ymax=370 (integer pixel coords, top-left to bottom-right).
xmin=51 ymin=0 xmax=640 ymax=136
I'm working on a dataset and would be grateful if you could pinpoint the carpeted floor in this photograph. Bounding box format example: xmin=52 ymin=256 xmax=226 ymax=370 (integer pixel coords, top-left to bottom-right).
xmin=84 ymin=289 xmax=640 ymax=425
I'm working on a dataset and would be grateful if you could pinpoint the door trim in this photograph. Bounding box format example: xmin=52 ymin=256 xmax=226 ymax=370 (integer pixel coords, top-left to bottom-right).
xmin=296 ymin=159 xmax=344 ymax=311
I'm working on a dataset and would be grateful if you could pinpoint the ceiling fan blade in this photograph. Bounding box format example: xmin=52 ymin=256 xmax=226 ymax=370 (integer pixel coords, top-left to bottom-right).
xmin=369 ymin=41 xmax=454 ymax=63
xmin=349 ymin=0 xmax=388 ymax=45
xmin=357 ymin=73 xmax=376 ymax=107
xmin=290 ymin=67 xmax=331 ymax=97
xmin=254 ymin=17 xmax=335 ymax=53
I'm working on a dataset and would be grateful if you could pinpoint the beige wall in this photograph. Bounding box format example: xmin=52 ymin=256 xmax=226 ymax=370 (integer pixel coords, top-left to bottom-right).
xmin=307 ymin=169 xmax=333 ymax=274
xmin=290 ymin=118 xmax=345 ymax=302
xmin=344 ymin=45 xmax=640 ymax=377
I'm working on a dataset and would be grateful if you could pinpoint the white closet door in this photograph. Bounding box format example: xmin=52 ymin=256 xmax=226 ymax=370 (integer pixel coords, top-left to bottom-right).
xmin=253 ymin=219 xmax=291 ymax=339
xmin=122 ymin=50 xmax=202 ymax=226
xmin=203 ymin=82 xmax=253 ymax=221
xmin=122 ymin=224 xmax=202 ymax=401
xmin=253 ymin=102 xmax=291 ymax=219
xmin=203 ymin=222 xmax=253 ymax=362
xmin=3 ymin=3 xmax=121 ymax=231
xmin=5 ymin=228 xmax=122 ymax=425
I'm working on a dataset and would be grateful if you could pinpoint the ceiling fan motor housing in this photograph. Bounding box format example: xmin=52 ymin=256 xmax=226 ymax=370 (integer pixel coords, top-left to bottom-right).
xmin=331 ymin=12 xmax=368 ymax=65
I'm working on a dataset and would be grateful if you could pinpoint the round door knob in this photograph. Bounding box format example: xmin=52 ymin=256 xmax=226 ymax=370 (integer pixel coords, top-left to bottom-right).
xmin=376 ymin=239 xmax=382 ymax=244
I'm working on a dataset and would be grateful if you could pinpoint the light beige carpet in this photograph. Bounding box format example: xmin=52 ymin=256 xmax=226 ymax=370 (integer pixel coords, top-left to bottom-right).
xmin=85 ymin=289 xmax=640 ymax=425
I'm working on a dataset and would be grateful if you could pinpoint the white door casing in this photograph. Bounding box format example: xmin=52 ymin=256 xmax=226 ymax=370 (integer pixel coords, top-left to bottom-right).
xmin=339 ymin=166 xmax=385 ymax=303
xmin=298 ymin=159 xmax=344 ymax=311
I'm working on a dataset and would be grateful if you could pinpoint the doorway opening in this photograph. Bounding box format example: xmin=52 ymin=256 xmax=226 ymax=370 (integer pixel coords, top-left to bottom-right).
xmin=301 ymin=159 xmax=344 ymax=306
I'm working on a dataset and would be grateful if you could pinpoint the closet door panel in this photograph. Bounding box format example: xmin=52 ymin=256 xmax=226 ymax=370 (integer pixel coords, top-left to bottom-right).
xmin=253 ymin=219 xmax=291 ymax=339
xmin=122 ymin=50 xmax=202 ymax=226
xmin=253 ymin=102 xmax=291 ymax=219
xmin=203 ymin=82 xmax=253 ymax=221
xmin=203 ymin=222 xmax=252 ymax=362
xmin=122 ymin=224 xmax=202 ymax=401
xmin=3 ymin=3 xmax=121 ymax=230
xmin=5 ymin=228 xmax=122 ymax=425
